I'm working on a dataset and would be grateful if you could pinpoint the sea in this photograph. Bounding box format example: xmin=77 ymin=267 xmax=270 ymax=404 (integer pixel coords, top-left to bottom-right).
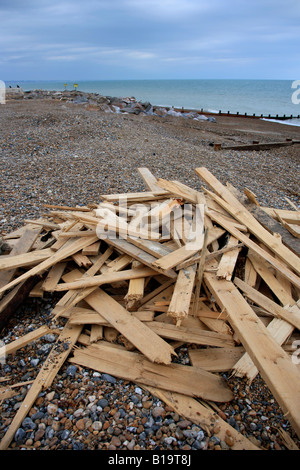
xmin=5 ymin=79 xmax=300 ymax=126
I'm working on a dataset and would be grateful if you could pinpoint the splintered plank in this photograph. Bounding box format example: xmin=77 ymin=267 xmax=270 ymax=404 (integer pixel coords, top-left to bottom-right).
xmin=0 ymin=325 xmax=52 ymax=359
xmin=42 ymin=262 xmax=67 ymax=292
xmin=137 ymin=167 xmax=168 ymax=192
xmin=82 ymin=241 xmax=101 ymax=256
xmin=0 ymin=248 xmax=54 ymax=270
xmin=84 ymin=288 xmax=175 ymax=365
xmin=153 ymin=227 xmax=224 ymax=272
xmin=195 ymin=167 xmax=300 ymax=277
xmin=125 ymin=261 xmax=146 ymax=308
xmin=0 ymin=235 xmax=99 ymax=296
xmin=90 ymin=324 xmax=103 ymax=343
xmin=188 ymin=346 xmax=245 ymax=372
xmin=207 ymin=210 xmax=300 ymax=290
xmin=0 ymin=321 xmax=82 ymax=450
xmin=204 ymin=272 xmax=300 ymax=439
xmin=167 ymin=265 xmax=197 ymax=322
xmin=54 ymin=266 xmax=157 ymax=291
xmin=145 ymin=321 xmax=235 ymax=348
xmin=234 ymin=278 xmax=300 ymax=331
xmin=70 ymin=341 xmax=234 ymax=403
xmin=216 ymin=235 xmax=241 ymax=280
xmin=0 ymin=228 xmax=42 ymax=298
xmin=101 ymin=237 xmax=177 ymax=278
xmin=155 ymin=178 xmax=200 ymax=204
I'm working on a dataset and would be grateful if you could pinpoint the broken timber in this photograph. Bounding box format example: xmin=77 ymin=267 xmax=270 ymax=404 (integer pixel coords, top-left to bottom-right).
xmin=0 ymin=165 xmax=299 ymax=449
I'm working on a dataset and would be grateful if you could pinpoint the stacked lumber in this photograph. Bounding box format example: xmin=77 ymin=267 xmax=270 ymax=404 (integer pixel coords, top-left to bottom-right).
xmin=0 ymin=166 xmax=300 ymax=451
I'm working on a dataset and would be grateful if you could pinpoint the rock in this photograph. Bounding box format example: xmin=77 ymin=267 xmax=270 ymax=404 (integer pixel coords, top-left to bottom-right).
xmin=102 ymin=373 xmax=116 ymax=384
xmin=177 ymin=420 xmax=192 ymax=429
xmin=75 ymin=419 xmax=86 ymax=431
xmin=152 ymin=406 xmax=165 ymax=418
xmin=22 ymin=417 xmax=37 ymax=430
xmin=92 ymin=421 xmax=103 ymax=431
xmin=110 ymin=435 xmax=122 ymax=447
xmin=14 ymin=428 xmax=27 ymax=445
xmin=47 ymin=403 xmax=58 ymax=415
xmin=42 ymin=333 xmax=56 ymax=342
xmin=66 ymin=365 xmax=77 ymax=377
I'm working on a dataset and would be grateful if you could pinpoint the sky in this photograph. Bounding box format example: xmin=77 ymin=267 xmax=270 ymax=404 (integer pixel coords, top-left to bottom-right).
xmin=0 ymin=0 xmax=300 ymax=80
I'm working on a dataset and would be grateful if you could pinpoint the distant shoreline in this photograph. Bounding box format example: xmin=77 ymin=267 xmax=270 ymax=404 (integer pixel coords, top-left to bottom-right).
xmin=5 ymin=87 xmax=300 ymax=126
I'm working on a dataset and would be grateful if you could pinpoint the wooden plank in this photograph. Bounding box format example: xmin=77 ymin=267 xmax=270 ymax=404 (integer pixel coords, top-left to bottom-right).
xmin=195 ymin=167 xmax=300 ymax=276
xmin=248 ymin=252 xmax=296 ymax=306
xmin=0 ymin=228 xmax=42 ymax=298
xmin=145 ymin=320 xmax=235 ymax=348
xmin=0 ymin=235 xmax=99 ymax=296
xmin=204 ymin=272 xmax=300 ymax=439
xmin=68 ymin=309 xmax=154 ymax=325
xmin=90 ymin=324 xmax=103 ymax=343
xmin=137 ymin=167 xmax=167 ymax=192
xmin=82 ymin=241 xmax=101 ymax=256
xmin=155 ymin=178 xmax=200 ymax=204
xmin=0 ymin=325 xmax=52 ymax=359
xmin=188 ymin=346 xmax=245 ymax=372
xmin=167 ymin=265 xmax=197 ymax=322
xmin=125 ymin=261 xmax=146 ymax=308
xmin=102 ymin=237 xmax=177 ymax=278
xmin=234 ymin=278 xmax=300 ymax=331
xmin=207 ymin=210 xmax=300 ymax=290
xmin=218 ymin=140 xmax=300 ymax=151
xmin=84 ymin=288 xmax=175 ymax=364
xmin=54 ymin=266 xmax=157 ymax=291
xmin=42 ymin=262 xmax=67 ymax=292
xmin=0 ymin=248 xmax=54 ymax=270
xmin=70 ymin=341 xmax=234 ymax=403
xmin=217 ymin=235 xmax=241 ymax=280
xmin=227 ymin=184 xmax=300 ymax=256
xmin=0 ymin=321 xmax=82 ymax=450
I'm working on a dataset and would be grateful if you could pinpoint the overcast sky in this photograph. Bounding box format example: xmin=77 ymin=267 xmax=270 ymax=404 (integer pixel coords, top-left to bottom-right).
xmin=1 ymin=0 xmax=299 ymax=80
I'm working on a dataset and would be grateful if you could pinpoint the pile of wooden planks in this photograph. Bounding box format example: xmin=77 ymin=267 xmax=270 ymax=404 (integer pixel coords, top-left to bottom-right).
xmin=0 ymin=166 xmax=300 ymax=451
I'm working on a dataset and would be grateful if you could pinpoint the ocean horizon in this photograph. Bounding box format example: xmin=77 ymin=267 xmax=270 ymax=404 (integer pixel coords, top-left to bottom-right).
xmin=4 ymin=78 xmax=300 ymax=124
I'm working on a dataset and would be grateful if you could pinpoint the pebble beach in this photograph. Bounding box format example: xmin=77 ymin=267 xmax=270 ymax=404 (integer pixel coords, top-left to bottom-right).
xmin=0 ymin=90 xmax=300 ymax=452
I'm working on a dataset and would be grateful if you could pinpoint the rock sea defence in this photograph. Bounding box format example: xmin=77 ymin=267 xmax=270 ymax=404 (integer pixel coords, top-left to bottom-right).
xmin=16 ymin=88 xmax=217 ymax=122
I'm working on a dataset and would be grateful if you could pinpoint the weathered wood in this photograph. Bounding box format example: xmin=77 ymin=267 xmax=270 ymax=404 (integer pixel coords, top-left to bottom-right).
xmin=54 ymin=266 xmax=157 ymax=291
xmin=205 ymin=272 xmax=300 ymax=439
xmin=42 ymin=262 xmax=67 ymax=292
xmin=0 ymin=235 xmax=99 ymax=296
xmin=207 ymin=210 xmax=300 ymax=290
xmin=137 ymin=167 xmax=167 ymax=192
xmin=101 ymin=237 xmax=177 ymax=278
xmin=167 ymin=265 xmax=197 ymax=322
xmin=195 ymin=167 xmax=300 ymax=276
xmin=217 ymin=235 xmax=241 ymax=280
xmin=0 ymin=325 xmax=52 ymax=359
xmin=227 ymin=184 xmax=300 ymax=256
xmin=188 ymin=346 xmax=245 ymax=372
xmin=145 ymin=320 xmax=235 ymax=348
xmin=70 ymin=341 xmax=234 ymax=402
xmin=84 ymin=288 xmax=175 ymax=364
xmin=0 ymin=248 xmax=54 ymax=271
xmin=234 ymin=278 xmax=300 ymax=331
xmin=0 ymin=228 xmax=42 ymax=298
